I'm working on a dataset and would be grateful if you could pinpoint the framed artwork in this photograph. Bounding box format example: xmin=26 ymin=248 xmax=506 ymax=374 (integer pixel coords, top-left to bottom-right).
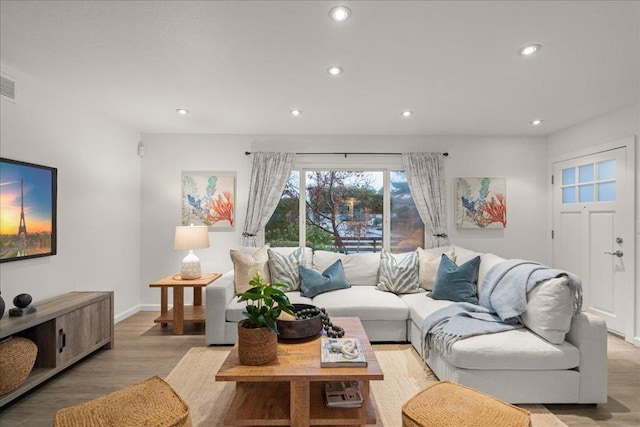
xmin=0 ymin=158 xmax=57 ymax=262
xmin=181 ymin=171 xmax=235 ymax=231
xmin=455 ymin=177 xmax=506 ymax=229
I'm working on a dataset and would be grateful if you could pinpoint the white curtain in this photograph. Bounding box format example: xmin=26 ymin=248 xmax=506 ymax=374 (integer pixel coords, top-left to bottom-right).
xmin=402 ymin=152 xmax=449 ymax=248
xmin=242 ymin=152 xmax=295 ymax=247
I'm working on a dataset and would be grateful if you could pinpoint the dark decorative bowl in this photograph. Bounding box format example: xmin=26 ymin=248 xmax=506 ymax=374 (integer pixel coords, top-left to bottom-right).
xmin=277 ymin=304 xmax=323 ymax=340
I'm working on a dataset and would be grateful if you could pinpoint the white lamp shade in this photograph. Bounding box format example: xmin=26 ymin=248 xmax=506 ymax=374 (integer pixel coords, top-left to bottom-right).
xmin=174 ymin=225 xmax=210 ymax=250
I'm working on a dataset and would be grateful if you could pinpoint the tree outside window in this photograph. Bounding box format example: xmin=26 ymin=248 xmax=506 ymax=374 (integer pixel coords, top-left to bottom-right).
xmin=265 ymin=170 xmax=424 ymax=253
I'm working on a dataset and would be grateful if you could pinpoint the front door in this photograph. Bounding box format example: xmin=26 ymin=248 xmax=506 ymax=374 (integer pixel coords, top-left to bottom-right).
xmin=552 ymin=144 xmax=634 ymax=336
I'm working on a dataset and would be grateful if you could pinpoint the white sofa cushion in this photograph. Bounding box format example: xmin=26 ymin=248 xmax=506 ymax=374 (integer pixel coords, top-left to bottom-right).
xmin=401 ymin=293 xmax=455 ymax=325
xmin=521 ymin=276 xmax=574 ymax=344
xmin=478 ymin=252 xmax=506 ymax=294
xmin=417 ymin=246 xmax=457 ymax=290
xmin=313 ymin=251 xmax=380 ymax=285
xmin=404 ymin=294 xmax=579 ymax=371
xmin=230 ymin=245 xmax=270 ymax=294
xmin=443 ymin=328 xmax=580 ymax=371
xmin=312 ymin=286 xmax=409 ymax=321
xmin=452 ymin=246 xmax=483 ymax=265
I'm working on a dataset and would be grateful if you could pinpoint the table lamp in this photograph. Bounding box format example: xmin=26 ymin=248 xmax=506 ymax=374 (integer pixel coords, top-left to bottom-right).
xmin=174 ymin=225 xmax=210 ymax=279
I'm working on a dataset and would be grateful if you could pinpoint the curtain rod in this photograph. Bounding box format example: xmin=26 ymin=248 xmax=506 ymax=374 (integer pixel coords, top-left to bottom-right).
xmin=244 ymin=151 xmax=449 ymax=157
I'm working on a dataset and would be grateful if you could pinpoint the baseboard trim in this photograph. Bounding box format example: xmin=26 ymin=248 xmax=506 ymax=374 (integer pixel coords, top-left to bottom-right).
xmin=115 ymin=305 xmax=141 ymax=324
xmin=632 ymin=336 xmax=640 ymax=348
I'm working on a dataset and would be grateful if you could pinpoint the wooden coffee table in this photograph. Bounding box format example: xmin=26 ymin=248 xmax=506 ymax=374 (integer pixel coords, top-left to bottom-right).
xmin=215 ymin=317 xmax=384 ymax=426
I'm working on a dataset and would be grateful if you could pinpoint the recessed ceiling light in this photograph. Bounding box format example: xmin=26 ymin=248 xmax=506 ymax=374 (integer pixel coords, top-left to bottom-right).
xmin=290 ymin=109 xmax=302 ymax=116
xmin=518 ymin=44 xmax=541 ymax=56
xmin=530 ymin=119 xmax=543 ymax=126
xmin=401 ymin=110 xmax=413 ymax=118
xmin=329 ymin=6 xmax=351 ymax=22
xmin=327 ymin=66 xmax=343 ymax=76
xmin=176 ymin=108 xmax=190 ymax=115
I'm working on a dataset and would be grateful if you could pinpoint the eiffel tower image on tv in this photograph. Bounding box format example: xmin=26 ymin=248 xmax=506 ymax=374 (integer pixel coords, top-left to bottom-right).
xmin=18 ymin=178 xmax=27 ymax=240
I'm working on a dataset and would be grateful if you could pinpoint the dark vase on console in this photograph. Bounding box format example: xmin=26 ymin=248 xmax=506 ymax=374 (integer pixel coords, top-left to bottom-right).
xmin=0 ymin=292 xmax=5 ymax=319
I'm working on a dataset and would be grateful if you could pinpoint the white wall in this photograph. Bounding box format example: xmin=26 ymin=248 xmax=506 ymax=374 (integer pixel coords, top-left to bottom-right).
xmin=0 ymin=66 xmax=142 ymax=321
xmin=546 ymin=102 xmax=639 ymax=345
xmin=140 ymin=133 xmax=547 ymax=307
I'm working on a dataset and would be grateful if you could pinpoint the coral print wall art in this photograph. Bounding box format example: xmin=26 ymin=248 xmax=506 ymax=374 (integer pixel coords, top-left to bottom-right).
xmin=455 ymin=177 xmax=507 ymax=229
xmin=182 ymin=171 xmax=235 ymax=231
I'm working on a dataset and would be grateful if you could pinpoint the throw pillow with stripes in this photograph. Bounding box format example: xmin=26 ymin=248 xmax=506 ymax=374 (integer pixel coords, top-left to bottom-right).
xmin=268 ymin=247 xmax=305 ymax=291
xmin=376 ymin=250 xmax=422 ymax=294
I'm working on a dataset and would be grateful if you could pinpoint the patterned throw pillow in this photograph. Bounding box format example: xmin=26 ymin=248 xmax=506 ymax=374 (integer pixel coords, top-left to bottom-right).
xmin=299 ymin=260 xmax=350 ymax=298
xmin=428 ymin=254 xmax=480 ymax=304
xmin=417 ymin=247 xmax=456 ymax=290
xmin=230 ymin=245 xmax=270 ymax=294
xmin=376 ymin=250 xmax=421 ymax=294
xmin=268 ymin=247 xmax=305 ymax=291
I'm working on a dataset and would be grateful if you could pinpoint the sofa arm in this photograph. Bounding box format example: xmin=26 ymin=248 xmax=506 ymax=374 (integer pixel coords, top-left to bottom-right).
xmin=205 ymin=270 xmax=235 ymax=345
xmin=565 ymin=312 xmax=608 ymax=403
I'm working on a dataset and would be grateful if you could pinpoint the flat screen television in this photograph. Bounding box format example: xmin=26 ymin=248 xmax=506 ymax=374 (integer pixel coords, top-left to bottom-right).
xmin=0 ymin=158 xmax=57 ymax=263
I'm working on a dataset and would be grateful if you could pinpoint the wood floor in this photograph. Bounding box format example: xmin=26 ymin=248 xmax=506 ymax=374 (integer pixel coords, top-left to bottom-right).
xmin=0 ymin=311 xmax=638 ymax=426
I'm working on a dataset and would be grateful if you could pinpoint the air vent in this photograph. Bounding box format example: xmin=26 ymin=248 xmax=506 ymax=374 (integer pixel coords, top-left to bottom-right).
xmin=1 ymin=73 xmax=16 ymax=103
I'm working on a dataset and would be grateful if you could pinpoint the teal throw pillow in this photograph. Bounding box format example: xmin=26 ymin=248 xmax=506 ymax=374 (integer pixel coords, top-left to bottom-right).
xmin=299 ymin=260 xmax=350 ymax=298
xmin=428 ymin=254 xmax=480 ymax=304
xmin=376 ymin=250 xmax=422 ymax=294
xmin=268 ymin=247 xmax=305 ymax=291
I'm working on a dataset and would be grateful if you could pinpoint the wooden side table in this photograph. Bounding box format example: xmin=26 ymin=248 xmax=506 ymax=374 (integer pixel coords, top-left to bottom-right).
xmin=149 ymin=273 xmax=221 ymax=335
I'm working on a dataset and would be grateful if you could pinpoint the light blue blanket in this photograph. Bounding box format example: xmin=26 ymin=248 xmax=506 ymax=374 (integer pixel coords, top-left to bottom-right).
xmin=480 ymin=259 xmax=583 ymax=321
xmin=422 ymin=260 xmax=583 ymax=360
xmin=422 ymin=302 xmax=521 ymax=356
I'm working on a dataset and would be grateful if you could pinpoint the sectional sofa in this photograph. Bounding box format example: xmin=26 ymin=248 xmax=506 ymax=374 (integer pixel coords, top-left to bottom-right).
xmin=205 ymin=245 xmax=607 ymax=404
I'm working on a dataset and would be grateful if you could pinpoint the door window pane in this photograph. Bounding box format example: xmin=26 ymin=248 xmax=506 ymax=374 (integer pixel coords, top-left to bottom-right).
xmin=597 ymin=160 xmax=616 ymax=180
xmin=579 ymin=164 xmax=594 ymax=183
xmin=562 ymin=187 xmax=576 ymax=204
xmin=579 ymin=184 xmax=594 ymax=202
xmin=562 ymin=168 xmax=576 ymax=185
xmin=597 ymin=182 xmax=616 ymax=202
xmin=390 ymin=171 xmax=424 ymax=253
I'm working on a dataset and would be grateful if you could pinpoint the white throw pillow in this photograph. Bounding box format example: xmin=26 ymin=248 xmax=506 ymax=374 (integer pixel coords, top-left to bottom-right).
xmin=417 ymin=247 xmax=456 ymax=290
xmin=313 ymin=251 xmax=381 ymax=285
xmin=269 ymin=246 xmax=313 ymax=268
xmin=521 ymin=276 xmax=573 ymax=344
xmin=377 ymin=250 xmax=422 ymax=294
xmin=268 ymin=247 xmax=306 ymax=291
xmin=230 ymin=245 xmax=270 ymax=294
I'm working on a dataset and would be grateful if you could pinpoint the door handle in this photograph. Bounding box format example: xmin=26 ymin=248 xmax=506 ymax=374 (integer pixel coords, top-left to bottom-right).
xmin=604 ymin=250 xmax=623 ymax=257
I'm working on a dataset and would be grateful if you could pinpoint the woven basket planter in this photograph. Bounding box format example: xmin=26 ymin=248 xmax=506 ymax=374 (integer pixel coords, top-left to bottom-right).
xmin=0 ymin=336 xmax=38 ymax=395
xmin=237 ymin=320 xmax=277 ymax=365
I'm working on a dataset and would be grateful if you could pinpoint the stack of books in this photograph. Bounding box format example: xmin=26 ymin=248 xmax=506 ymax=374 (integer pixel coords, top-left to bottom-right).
xmin=324 ymin=381 xmax=364 ymax=408
xmin=320 ymin=337 xmax=367 ymax=368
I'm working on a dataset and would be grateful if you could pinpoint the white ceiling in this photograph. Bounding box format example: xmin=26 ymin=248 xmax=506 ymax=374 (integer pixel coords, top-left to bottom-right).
xmin=1 ymin=1 xmax=638 ymax=136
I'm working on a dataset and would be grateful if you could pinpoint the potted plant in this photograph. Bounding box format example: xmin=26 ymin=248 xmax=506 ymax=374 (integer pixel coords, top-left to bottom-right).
xmin=236 ymin=270 xmax=295 ymax=365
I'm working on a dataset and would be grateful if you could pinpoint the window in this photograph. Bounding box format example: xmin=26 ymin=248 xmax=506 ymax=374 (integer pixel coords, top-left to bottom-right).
xmin=265 ymin=169 xmax=424 ymax=253
xmin=561 ymin=160 xmax=616 ymax=204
